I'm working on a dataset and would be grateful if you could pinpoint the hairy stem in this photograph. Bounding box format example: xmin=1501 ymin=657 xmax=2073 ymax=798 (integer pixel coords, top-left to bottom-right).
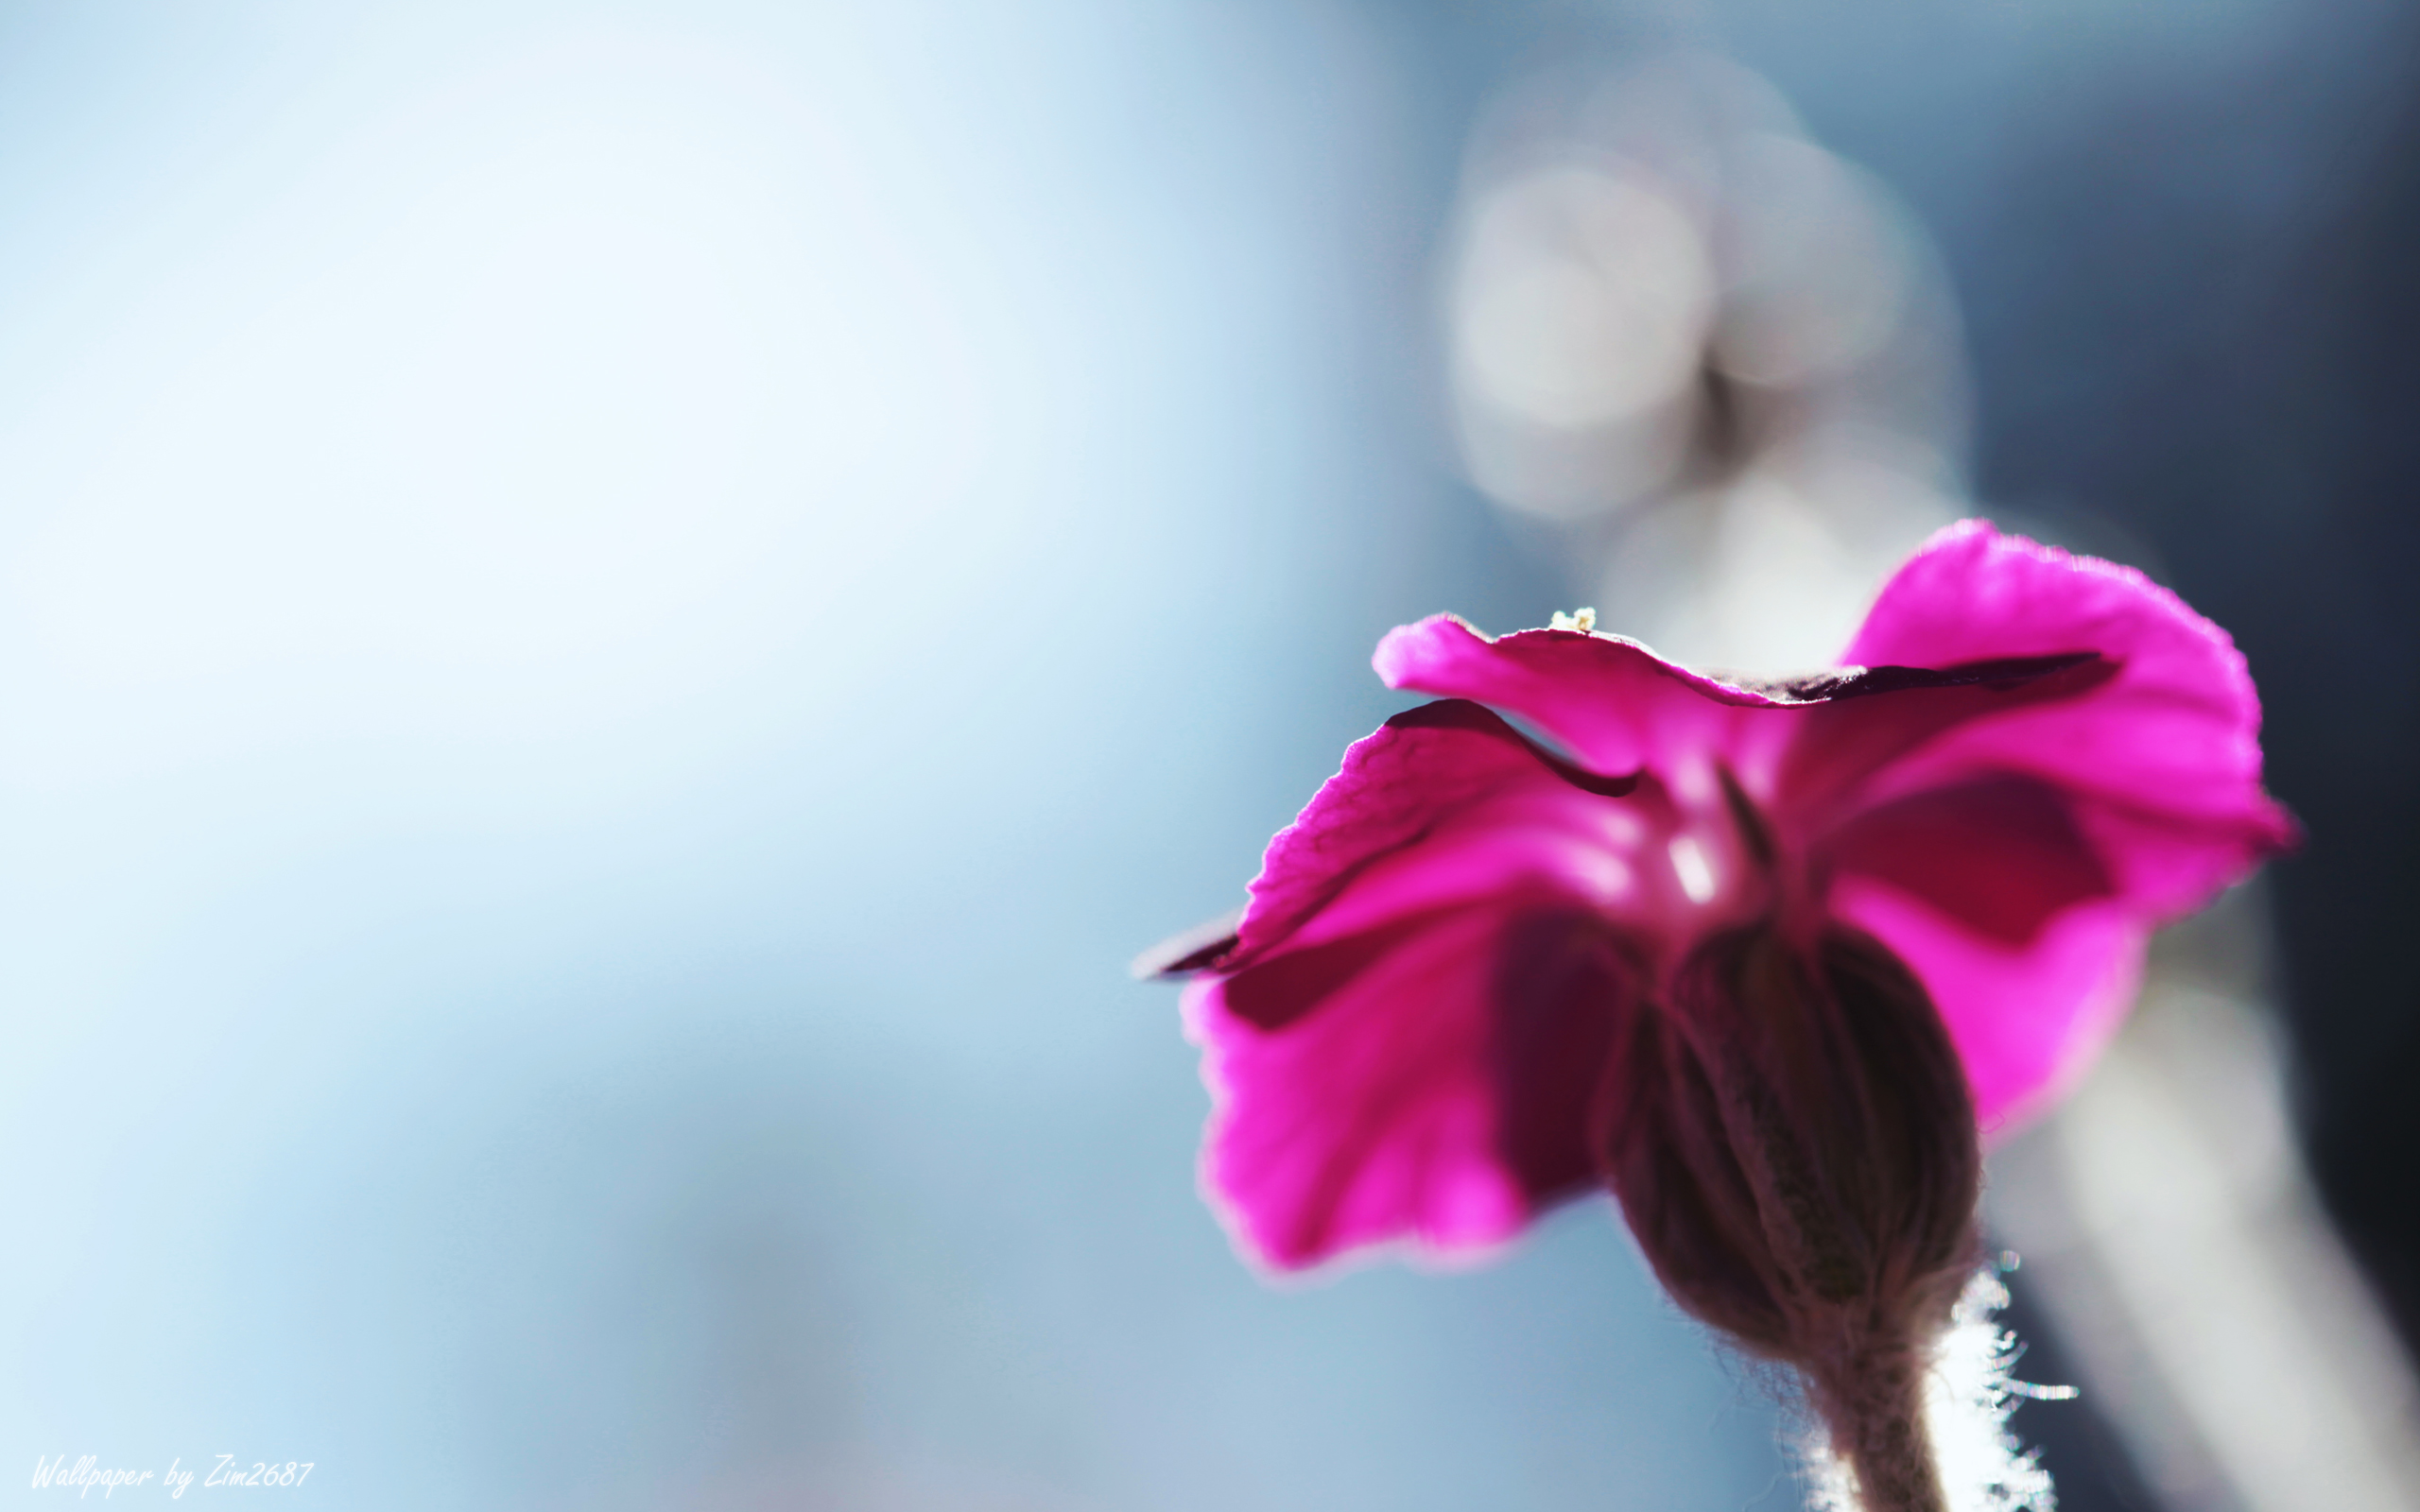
xmin=1827 ymin=1367 xmax=1945 ymax=1512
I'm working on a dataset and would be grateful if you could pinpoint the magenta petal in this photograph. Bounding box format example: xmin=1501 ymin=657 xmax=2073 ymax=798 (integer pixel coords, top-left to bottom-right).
xmin=1823 ymin=524 xmax=2291 ymax=1121
xmin=1374 ymin=616 xmax=1777 ymax=774
xmin=1773 ymin=655 xmax=2118 ymax=815
xmin=1832 ymin=877 xmax=2145 ymax=1130
xmin=1220 ymin=908 xmax=1466 ymax=1032
xmin=1375 ymin=613 xmax=2115 ymax=810
xmin=1824 ymin=774 xmax=2115 ymax=947
xmin=1179 ymin=695 xmax=1670 ymax=1270
xmin=1186 ymin=903 xmax=1638 ymax=1270
xmin=1841 ymin=522 xmax=2295 ymax=857
xmin=1223 ymin=698 xmax=1641 ymax=973
xmin=1487 ymin=908 xmax=1643 ymax=1204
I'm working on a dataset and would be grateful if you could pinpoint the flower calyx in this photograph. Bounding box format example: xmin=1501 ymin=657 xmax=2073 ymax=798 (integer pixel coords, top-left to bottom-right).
xmin=1601 ymin=923 xmax=1981 ymax=1512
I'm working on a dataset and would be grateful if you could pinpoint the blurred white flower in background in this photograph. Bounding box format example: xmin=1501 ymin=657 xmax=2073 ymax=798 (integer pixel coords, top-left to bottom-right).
xmin=1444 ymin=50 xmax=1963 ymax=673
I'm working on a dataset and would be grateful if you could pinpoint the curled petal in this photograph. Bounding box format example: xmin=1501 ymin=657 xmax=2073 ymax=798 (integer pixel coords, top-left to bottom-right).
xmin=1218 ymin=699 xmax=1638 ymax=973
xmin=1379 ymin=613 xmax=2126 ymax=813
xmin=1374 ymin=616 xmax=1777 ymax=775
xmin=1840 ymin=522 xmax=2295 ymax=862
xmin=1772 ymin=655 xmax=2118 ymax=816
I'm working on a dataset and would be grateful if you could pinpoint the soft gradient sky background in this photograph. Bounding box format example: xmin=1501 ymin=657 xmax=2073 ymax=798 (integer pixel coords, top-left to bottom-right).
xmin=0 ymin=5 xmax=1778 ymax=1509
xmin=0 ymin=2 xmax=2407 ymax=1509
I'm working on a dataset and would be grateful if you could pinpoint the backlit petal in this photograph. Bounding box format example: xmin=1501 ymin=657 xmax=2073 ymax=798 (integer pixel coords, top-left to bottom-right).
xmin=1373 ymin=616 xmax=1775 ymax=775
xmin=1819 ymin=524 xmax=2291 ymax=1121
xmin=1831 ymin=877 xmax=2145 ymax=1130
xmin=1186 ymin=903 xmax=1642 ymax=1270
xmin=1840 ymin=522 xmax=2293 ymax=859
xmin=1220 ymin=699 xmax=1641 ymax=973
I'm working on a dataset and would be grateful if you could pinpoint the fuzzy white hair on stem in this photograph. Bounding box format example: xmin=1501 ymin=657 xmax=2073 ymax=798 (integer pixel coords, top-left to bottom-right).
xmin=1799 ymin=1268 xmax=2072 ymax=1512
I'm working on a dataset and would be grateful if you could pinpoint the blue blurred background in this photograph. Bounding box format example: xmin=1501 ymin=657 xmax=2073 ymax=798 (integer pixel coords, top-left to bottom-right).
xmin=3 ymin=3 xmax=2413 ymax=1509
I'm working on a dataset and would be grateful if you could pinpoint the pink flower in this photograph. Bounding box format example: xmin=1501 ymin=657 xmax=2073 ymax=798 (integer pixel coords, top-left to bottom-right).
xmin=1151 ymin=522 xmax=2293 ymax=1277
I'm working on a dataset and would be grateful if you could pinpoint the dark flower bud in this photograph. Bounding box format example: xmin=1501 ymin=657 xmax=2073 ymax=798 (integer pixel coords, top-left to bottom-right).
xmin=1600 ymin=925 xmax=1982 ymax=1512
